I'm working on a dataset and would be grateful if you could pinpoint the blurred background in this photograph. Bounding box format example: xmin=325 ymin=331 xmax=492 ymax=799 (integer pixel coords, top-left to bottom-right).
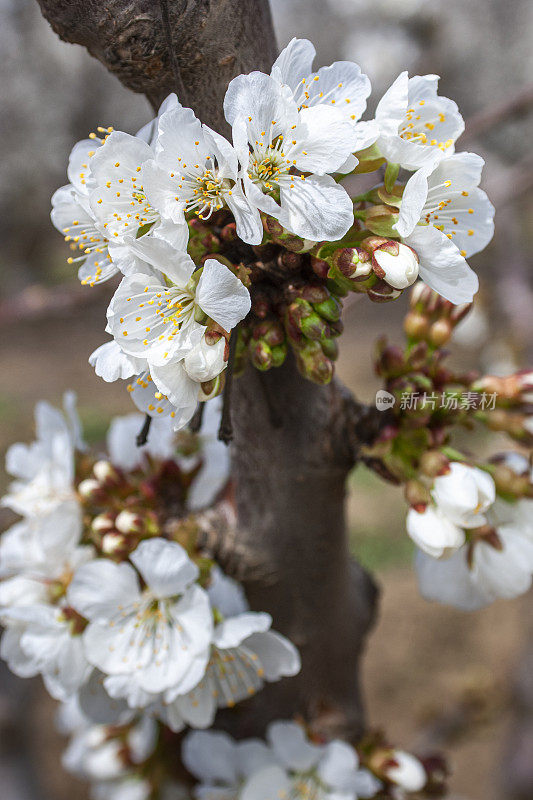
xmin=0 ymin=0 xmax=532 ymax=798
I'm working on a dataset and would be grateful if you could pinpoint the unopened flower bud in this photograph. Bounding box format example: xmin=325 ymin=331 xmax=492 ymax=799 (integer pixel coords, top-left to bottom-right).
xmin=101 ymin=532 xmax=130 ymax=558
xmin=404 ymin=311 xmax=430 ymax=340
xmin=320 ymin=337 xmax=339 ymax=360
xmin=364 ymin=204 xmax=400 ymax=238
xmin=310 ymin=256 xmax=330 ymax=279
xmin=313 ymin=295 xmax=342 ymax=323
xmin=277 ymin=250 xmax=303 ymax=271
xmin=429 ymin=319 xmax=453 ymax=347
xmin=78 ymin=478 xmax=106 ymax=504
xmin=250 ymin=339 xmax=273 ymax=371
xmin=93 ymin=459 xmax=123 ymax=486
xmin=419 ymin=450 xmax=450 ymax=478
xmin=332 ymin=247 xmax=372 ymax=281
xmin=199 ymin=375 xmax=223 ymax=400
xmin=262 ymin=215 xmax=315 ymax=252
xmin=91 ymin=512 xmax=116 ymax=535
xmin=271 ymin=342 xmax=288 ymax=368
xmin=115 ymin=509 xmax=145 ymax=535
xmin=371 ymin=241 xmax=419 ymax=290
xmin=405 ymin=480 xmax=431 ymax=509
xmin=295 ymin=340 xmax=334 ymax=385
xmin=220 ymin=222 xmax=237 ymax=243
xmin=367 ymin=280 xmax=402 ymax=303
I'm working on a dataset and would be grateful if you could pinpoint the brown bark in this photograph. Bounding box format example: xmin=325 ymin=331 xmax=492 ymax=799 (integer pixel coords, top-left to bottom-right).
xmin=36 ymin=0 xmax=380 ymax=741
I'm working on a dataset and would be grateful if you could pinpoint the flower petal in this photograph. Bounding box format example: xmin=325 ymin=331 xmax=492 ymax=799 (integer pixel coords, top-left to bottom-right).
xmin=196 ymin=259 xmax=251 ymax=330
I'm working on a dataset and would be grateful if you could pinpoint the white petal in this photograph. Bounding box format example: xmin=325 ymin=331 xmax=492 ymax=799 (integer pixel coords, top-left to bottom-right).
xmin=67 ymin=559 xmax=140 ymax=621
xmin=224 ymin=72 xmax=298 ymax=135
xmin=150 ymin=360 xmax=200 ymax=409
xmin=271 ymin=38 xmax=316 ymax=91
xmin=395 ymin=167 xmax=431 ymax=238
xmin=241 ymin=766 xmax=292 ymax=800
xmin=130 ymin=538 xmax=198 ymax=597
xmin=292 ymin=105 xmax=359 ymax=175
xmin=89 ymin=341 xmax=145 ymax=383
xmin=213 ymin=613 xmax=271 ymax=650
xmin=225 ymin=184 xmax=263 ymax=246
xmin=375 ymin=72 xmax=409 ymax=135
xmin=196 ymin=260 xmax=251 ymax=330
xmin=245 ymin=630 xmax=301 ymax=680
xmin=406 ymin=506 xmax=465 ymax=558
xmin=267 ymin=721 xmax=321 ymax=771
xmin=182 ymin=730 xmax=238 ymax=785
xmin=404 ymin=225 xmax=478 ymax=304
xmin=415 ymin=547 xmax=490 ymax=610
xmin=184 ymin=337 xmax=226 ymax=383
xmin=278 ymin=174 xmax=353 ymax=241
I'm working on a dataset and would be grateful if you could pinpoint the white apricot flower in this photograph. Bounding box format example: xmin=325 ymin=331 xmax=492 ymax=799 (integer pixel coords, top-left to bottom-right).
xmin=241 ymin=721 xmax=381 ymax=800
xmin=2 ymin=393 xmax=82 ymax=517
xmin=385 ymin=750 xmax=427 ymax=793
xmin=270 ymin=37 xmax=378 ymax=161
xmin=68 ymin=538 xmax=213 ymax=699
xmin=51 ymin=94 xmax=184 ymax=287
xmin=394 ymin=152 xmax=494 ymax=303
xmin=431 ymin=463 xmax=496 ymax=528
xmin=142 ymin=104 xmax=263 ymax=245
xmin=406 ymin=505 xmax=465 ymax=559
xmin=375 ymin=72 xmax=464 ymax=171
xmin=224 ymin=71 xmax=357 ymax=241
xmin=107 ymin=252 xmax=249 ymax=371
xmin=102 ymin=567 xmax=300 ymax=732
xmin=182 ymin=729 xmax=275 ymax=800
xmin=0 ymin=532 xmax=94 ymax=701
xmin=416 ymin=498 xmax=533 ymax=610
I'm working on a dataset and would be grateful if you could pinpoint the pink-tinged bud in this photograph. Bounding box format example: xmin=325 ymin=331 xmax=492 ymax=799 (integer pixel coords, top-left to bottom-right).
xmin=295 ymin=340 xmax=334 ymax=385
xmin=250 ymin=340 xmax=273 ymax=371
xmin=277 ymin=250 xmax=303 ymax=271
xmin=375 ymin=342 xmax=405 ymax=377
xmin=405 ymin=480 xmax=431 ymax=508
xmin=220 ymin=222 xmax=237 ymax=243
xmin=310 ymin=256 xmax=330 ymax=279
xmin=93 ymin=460 xmax=123 ymax=487
xmin=299 ymin=284 xmax=330 ymax=305
xmin=115 ymin=509 xmax=145 ymax=535
xmin=78 ymin=478 xmax=106 ymax=504
xmin=251 ymin=290 xmax=271 ymax=319
xmin=419 ymin=450 xmax=451 ymax=478
xmin=101 ymin=532 xmax=131 ymax=558
xmin=252 ymin=320 xmax=285 ymax=347
xmin=404 ymin=311 xmax=430 ymax=340
xmin=332 ymin=247 xmax=372 ymax=280
xmin=91 ymin=512 xmax=116 ymax=535
xmin=429 ymin=318 xmax=453 ymax=347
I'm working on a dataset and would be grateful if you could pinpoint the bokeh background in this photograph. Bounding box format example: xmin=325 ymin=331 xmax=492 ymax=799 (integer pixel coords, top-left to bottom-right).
xmin=0 ymin=0 xmax=532 ymax=798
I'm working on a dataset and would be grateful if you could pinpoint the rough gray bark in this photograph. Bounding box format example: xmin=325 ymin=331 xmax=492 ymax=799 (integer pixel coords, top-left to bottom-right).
xmin=36 ymin=0 xmax=380 ymax=741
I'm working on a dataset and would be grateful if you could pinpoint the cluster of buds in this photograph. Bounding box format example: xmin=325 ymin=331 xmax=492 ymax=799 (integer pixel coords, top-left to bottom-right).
xmin=76 ymin=455 xmax=199 ymax=560
xmin=404 ymin=283 xmax=472 ymax=347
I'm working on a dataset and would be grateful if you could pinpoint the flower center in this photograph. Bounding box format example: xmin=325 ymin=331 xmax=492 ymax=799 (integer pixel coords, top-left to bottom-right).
xmin=399 ymin=101 xmax=454 ymax=152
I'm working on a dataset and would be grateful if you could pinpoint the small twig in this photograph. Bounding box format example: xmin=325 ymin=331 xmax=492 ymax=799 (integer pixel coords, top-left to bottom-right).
xmin=218 ymin=330 xmax=238 ymax=444
xmin=136 ymin=414 xmax=152 ymax=447
xmin=158 ymin=0 xmax=187 ymax=101
xmin=189 ymin=403 xmax=205 ymax=433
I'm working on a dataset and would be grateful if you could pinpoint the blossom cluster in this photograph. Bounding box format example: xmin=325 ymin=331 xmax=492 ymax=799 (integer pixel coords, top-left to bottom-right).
xmin=0 ymin=395 xmax=439 ymax=800
xmin=51 ymin=37 xmax=494 ymax=415
xmin=0 ymin=396 xmax=299 ymax=735
xmin=367 ymin=285 xmax=533 ymax=609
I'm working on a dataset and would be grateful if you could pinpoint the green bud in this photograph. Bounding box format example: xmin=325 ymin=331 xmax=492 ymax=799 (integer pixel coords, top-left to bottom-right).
xmin=300 ymin=311 xmax=329 ymax=341
xmin=271 ymin=342 xmax=288 ymax=367
xmin=320 ymin=337 xmax=338 ymax=360
xmin=295 ymin=340 xmax=334 ymax=385
xmin=313 ymin=295 xmax=342 ymax=322
xmin=250 ymin=339 xmax=273 ymax=371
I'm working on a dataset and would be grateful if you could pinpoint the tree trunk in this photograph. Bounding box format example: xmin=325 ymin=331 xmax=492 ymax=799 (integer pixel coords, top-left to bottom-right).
xmin=36 ymin=0 xmax=380 ymax=742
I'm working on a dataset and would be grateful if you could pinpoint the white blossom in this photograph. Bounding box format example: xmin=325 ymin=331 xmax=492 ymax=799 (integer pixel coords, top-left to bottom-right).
xmin=415 ymin=498 xmax=533 ymax=609
xmin=68 ymin=538 xmax=213 ymax=700
xmin=270 ymin=37 xmax=378 ymax=165
xmin=375 ymin=72 xmax=464 ymax=171
xmin=372 ymin=241 xmax=419 ymax=290
xmin=431 ymin=463 xmax=496 ymax=528
xmin=2 ymin=393 xmax=82 ymax=516
xmin=406 ymin=505 xmax=465 ymax=559
xmin=241 ymin=721 xmax=380 ymax=800
xmin=394 ymin=152 xmax=494 ymax=303
xmin=142 ymin=104 xmax=263 ymax=245
xmin=224 ymin=71 xmax=357 ymax=241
